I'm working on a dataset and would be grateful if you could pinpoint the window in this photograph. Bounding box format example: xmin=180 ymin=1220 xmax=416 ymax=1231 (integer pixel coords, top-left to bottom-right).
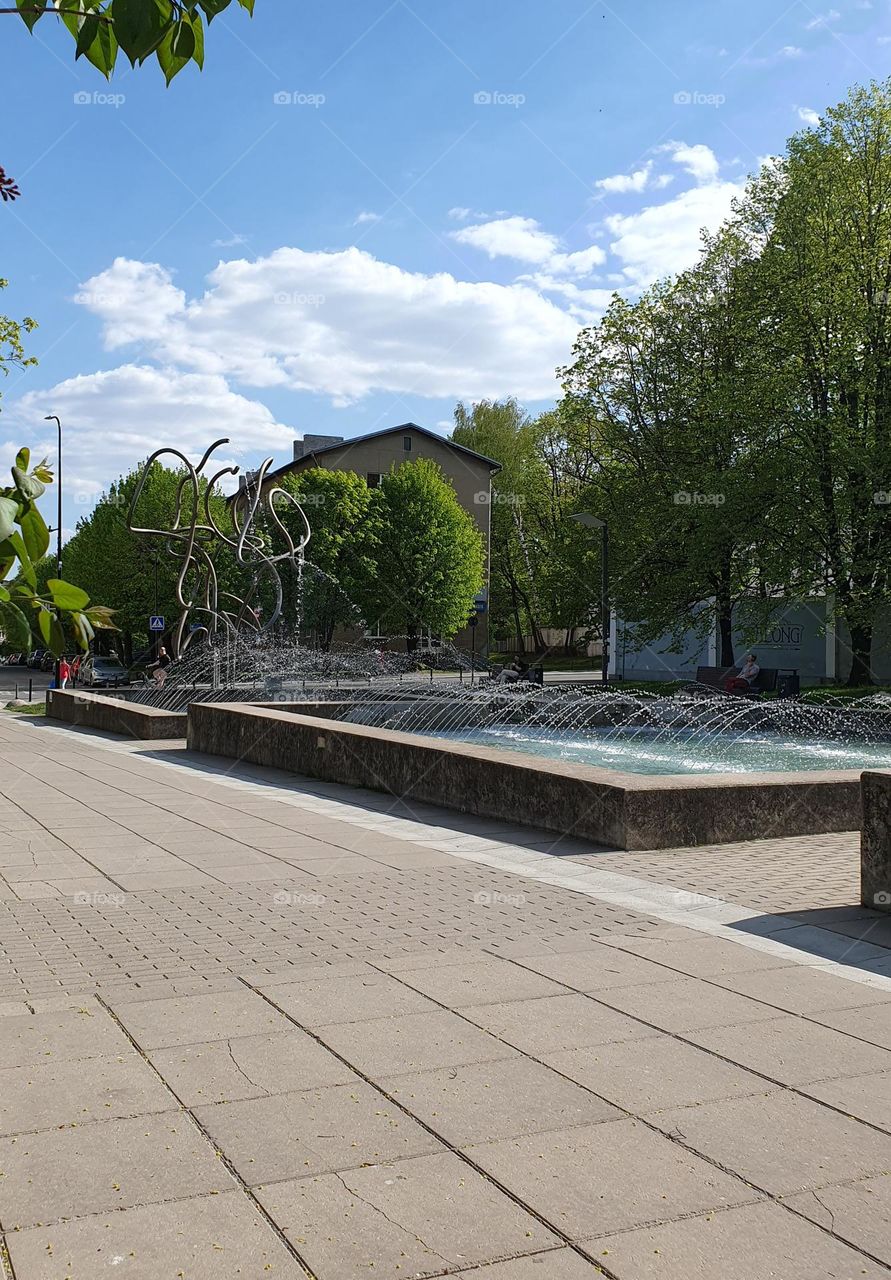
xmin=403 ymin=435 xmax=412 ymax=451
xmin=367 ymin=472 xmax=381 ymax=488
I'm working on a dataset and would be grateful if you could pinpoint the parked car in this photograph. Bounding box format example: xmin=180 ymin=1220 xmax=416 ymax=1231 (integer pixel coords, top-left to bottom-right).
xmin=79 ymin=655 xmax=129 ymax=689
xmin=41 ymin=651 xmax=56 ymax=672
xmin=27 ymin=650 xmax=46 ymax=669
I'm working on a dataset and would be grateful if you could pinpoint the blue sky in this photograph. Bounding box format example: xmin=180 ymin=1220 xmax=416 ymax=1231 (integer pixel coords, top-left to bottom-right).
xmin=0 ymin=0 xmax=886 ymax=531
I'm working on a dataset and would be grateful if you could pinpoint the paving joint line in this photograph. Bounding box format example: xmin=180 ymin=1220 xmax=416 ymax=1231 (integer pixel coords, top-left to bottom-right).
xmin=93 ymin=994 xmax=318 ymax=1280
xmin=370 ymin=961 xmax=891 ymax=1270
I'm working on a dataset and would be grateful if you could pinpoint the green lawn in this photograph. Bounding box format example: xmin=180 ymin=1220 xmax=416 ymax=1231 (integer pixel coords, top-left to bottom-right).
xmin=3 ymin=701 xmax=46 ymax=715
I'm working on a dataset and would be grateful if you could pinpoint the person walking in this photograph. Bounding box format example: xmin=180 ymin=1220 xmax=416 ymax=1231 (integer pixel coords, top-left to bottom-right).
xmin=58 ymin=657 xmax=70 ymax=690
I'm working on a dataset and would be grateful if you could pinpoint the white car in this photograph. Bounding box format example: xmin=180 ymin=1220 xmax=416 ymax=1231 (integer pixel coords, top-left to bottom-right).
xmin=79 ymin=656 xmax=129 ymax=689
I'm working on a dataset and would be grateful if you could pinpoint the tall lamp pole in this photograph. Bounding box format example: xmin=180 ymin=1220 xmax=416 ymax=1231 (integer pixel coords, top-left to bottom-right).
xmin=44 ymin=416 xmax=63 ymax=687
xmin=569 ymin=512 xmax=609 ymax=685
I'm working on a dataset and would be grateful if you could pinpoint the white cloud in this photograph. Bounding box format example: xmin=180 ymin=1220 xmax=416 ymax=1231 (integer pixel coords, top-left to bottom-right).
xmin=7 ymin=365 xmax=293 ymax=502
xmin=213 ymin=234 xmax=249 ymax=248
xmin=353 ymin=211 xmax=382 ymax=226
xmin=779 ymin=44 xmax=804 ymax=57
xmin=805 ymin=8 xmax=840 ymax=28
xmin=77 ymin=250 xmax=580 ymax=405
xmin=796 ymin=105 xmax=821 ymax=126
xmin=659 ymin=142 xmax=721 ymax=184
xmin=605 ymin=178 xmax=743 ymax=287
xmin=450 ymin=216 xmax=605 ymax=277
xmin=594 ymin=162 xmax=655 ymax=192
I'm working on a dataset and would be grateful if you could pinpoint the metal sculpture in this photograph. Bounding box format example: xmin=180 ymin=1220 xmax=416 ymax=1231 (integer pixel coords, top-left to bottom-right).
xmin=128 ymin=438 xmax=311 ymax=659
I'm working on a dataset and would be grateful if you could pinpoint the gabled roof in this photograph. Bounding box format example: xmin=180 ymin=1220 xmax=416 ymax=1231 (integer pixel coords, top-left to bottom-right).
xmin=271 ymin=421 xmax=502 ymax=480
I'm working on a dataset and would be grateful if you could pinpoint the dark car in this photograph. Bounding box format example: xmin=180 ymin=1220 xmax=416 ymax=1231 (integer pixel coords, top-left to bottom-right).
xmin=27 ymin=650 xmax=46 ymax=669
xmin=79 ymin=655 xmax=129 ymax=689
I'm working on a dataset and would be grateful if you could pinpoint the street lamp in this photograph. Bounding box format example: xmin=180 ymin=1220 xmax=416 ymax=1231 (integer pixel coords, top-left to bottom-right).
xmin=569 ymin=512 xmax=609 ymax=685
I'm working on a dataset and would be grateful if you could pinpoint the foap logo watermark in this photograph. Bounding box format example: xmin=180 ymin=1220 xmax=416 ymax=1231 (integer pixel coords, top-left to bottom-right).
xmin=473 ymin=890 xmax=527 ymax=907
xmin=74 ymin=490 xmax=128 ymax=508
xmin=874 ymin=490 xmax=891 ymax=506
xmin=273 ymin=890 xmax=327 ymax=907
xmin=674 ymin=491 xmax=725 ymax=506
xmin=72 ymin=891 xmax=126 ymax=907
xmin=473 ymin=90 xmax=525 ymax=109
xmin=273 ymin=291 xmax=326 ymax=307
xmin=273 ymin=90 xmax=326 ymax=108
xmin=673 ymin=89 xmax=725 ymax=108
xmin=74 ymin=90 xmax=126 ymax=108
xmin=474 ymin=491 xmax=524 ymax=506
xmin=874 ymin=890 xmax=891 ymax=907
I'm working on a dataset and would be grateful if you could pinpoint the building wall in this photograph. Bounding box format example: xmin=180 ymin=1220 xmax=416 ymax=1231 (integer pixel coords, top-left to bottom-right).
xmin=281 ymin=429 xmax=495 ymax=652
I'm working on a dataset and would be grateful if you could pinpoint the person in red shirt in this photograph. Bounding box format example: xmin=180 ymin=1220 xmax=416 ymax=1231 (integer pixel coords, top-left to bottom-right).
xmin=58 ymin=657 xmax=71 ymax=689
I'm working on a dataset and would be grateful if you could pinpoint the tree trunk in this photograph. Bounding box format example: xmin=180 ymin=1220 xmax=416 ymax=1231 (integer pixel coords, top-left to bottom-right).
xmin=846 ymin=622 xmax=874 ymax=686
xmin=718 ymin=611 xmax=734 ymax=667
xmin=406 ymin=622 xmax=418 ymax=653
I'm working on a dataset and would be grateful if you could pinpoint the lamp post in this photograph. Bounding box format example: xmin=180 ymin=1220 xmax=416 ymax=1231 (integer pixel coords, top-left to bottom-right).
xmin=569 ymin=512 xmax=609 ymax=685
xmin=44 ymin=416 xmax=62 ymax=688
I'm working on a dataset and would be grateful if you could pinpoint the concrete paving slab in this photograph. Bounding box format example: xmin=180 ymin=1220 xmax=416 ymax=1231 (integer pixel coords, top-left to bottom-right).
xmin=511 ymin=944 xmax=683 ymax=992
xmin=257 ymin=971 xmax=437 ymax=1025
xmin=0 ymin=1007 xmax=134 ymax=1069
xmin=0 ymin=1052 xmax=173 ymax=1135
xmin=6 ymin=1189 xmax=307 ymax=1279
xmin=785 ymin=1174 xmax=891 ymax=1264
xmin=712 ymin=965 xmax=891 ymax=1015
xmin=594 ymin=934 xmax=796 ymax=976
xmin=799 ymin=1071 xmax=891 ymax=1130
xmin=690 ymin=1014 xmax=891 ymax=1086
xmin=451 ymin=1255 xmax=600 ymax=1278
xmin=393 ymin=958 xmax=566 ymax=1008
xmin=111 ymin=989 xmax=293 ymax=1048
xmin=256 ymin=1151 xmax=559 ymax=1277
xmin=543 ymin=1036 xmax=767 ymax=1114
xmin=812 ymin=1003 xmax=891 ymax=1051
xmin=593 ymin=976 xmax=784 ymax=1033
xmin=462 ymin=994 xmax=658 ymax=1055
xmin=590 ymin=1200 xmax=889 ymax=1278
xmin=194 ymin=1081 xmax=443 ymax=1184
xmin=148 ymin=1030 xmax=357 ymax=1104
xmin=649 ymin=1090 xmax=891 ymax=1194
xmin=0 ymin=1112 xmax=233 ymax=1228
xmin=381 ymin=1055 xmax=621 ymax=1144
xmin=316 ymin=1009 xmax=516 ymax=1074
xmin=465 ymin=1119 xmax=756 ymax=1240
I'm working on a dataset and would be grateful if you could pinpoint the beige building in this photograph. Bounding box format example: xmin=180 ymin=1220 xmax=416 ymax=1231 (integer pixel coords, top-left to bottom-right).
xmin=263 ymin=423 xmax=501 ymax=652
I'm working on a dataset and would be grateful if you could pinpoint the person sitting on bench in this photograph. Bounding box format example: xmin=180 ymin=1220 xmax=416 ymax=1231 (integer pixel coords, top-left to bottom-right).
xmin=498 ymin=660 xmax=526 ymax=684
xmin=724 ymin=653 xmax=760 ymax=693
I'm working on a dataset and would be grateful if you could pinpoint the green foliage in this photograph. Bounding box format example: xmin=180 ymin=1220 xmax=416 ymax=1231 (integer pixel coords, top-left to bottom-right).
xmin=64 ymin=459 xmax=235 ymax=656
xmin=0 ymin=279 xmax=37 ymax=386
xmin=11 ymin=0 xmax=255 ymax=83
xmin=0 ymin=450 xmax=113 ymax=654
xmin=360 ymin=459 xmax=484 ymax=647
xmin=273 ymin=468 xmax=374 ymax=649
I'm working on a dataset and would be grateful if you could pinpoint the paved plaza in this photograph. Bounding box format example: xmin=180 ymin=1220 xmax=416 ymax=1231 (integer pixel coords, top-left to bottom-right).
xmin=0 ymin=714 xmax=889 ymax=1278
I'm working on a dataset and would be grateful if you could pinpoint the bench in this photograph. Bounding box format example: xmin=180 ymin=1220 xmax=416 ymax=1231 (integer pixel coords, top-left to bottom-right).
xmin=693 ymin=666 xmax=799 ymax=697
xmin=487 ymin=665 xmax=544 ymax=686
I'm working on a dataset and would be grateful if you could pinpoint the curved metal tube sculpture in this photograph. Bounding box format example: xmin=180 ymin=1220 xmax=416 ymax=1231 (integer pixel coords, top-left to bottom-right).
xmin=128 ymin=438 xmax=311 ymax=659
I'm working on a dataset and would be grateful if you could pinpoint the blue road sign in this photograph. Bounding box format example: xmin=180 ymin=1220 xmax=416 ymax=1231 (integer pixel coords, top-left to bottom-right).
xmin=149 ymin=615 xmax=165 ymax=632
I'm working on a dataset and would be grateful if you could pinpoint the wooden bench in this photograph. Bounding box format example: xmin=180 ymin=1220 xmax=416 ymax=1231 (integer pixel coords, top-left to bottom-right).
xmin=693 ymin=665 xmax=780 ymax=696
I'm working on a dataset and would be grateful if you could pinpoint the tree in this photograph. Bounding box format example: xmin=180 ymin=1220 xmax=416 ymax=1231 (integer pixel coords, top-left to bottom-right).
xmin=560 ymin=228 xmax=788 ymax=667
xmin=8 ymin=0 xmax=256 ymax=84
xmin=272 ymin=468 xmax=375 ymax=649
xmin=737 ymin=80 xmax=891 ymax=684
xmin=361 ymin=459 xmax=484 ymax=650
xmin=64 ymin=460 xmax=234 ymax=661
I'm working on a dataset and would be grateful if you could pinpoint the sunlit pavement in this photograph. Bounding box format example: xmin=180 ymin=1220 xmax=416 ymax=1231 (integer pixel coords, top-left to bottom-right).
xmin=0 ymin=713 xmax=889 ymax=1279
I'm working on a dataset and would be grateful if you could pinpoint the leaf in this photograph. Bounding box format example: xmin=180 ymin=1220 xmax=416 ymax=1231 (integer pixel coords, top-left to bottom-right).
xmin=238 ymin=0 xmax=255 ymax=13
xmin=75 ymin=12 xmax=100 ymax=57
xmin=12 ymin=465 xmax=45 ymax=501
xmin=37 ymin=608 xmax=66 ymax=657
xmin=189 ymin=9 xmax=205 ymax=69
xmin=72 ymin=611 xmax=95 ymax=648
xmin=18 ymin=504 xmax=50 ymax=564
xmin=83 ymin=18 xmax=118 ymax=77
xmin=15 ymin=0 xmax=48 ymax=31
xmin=85 ymin=604 xmax=118 ymax=629
xmin=0 ymin=495 xmax=18 ymax=543
xmin=114 ymin=0 xmax=170 ymax=65
xmin=199 ymin=0 xmax=232 ymax=20
xmin=156 ymin=23 xmax=191 ymax=83
xmin=14 ymin=447 xmax=30 ymax=473
xmin=9 ymin=532 xmax=35 ymax=589
xmin=47 ymin=578 xmax=90 ymax=611
xmin=0 ymin=599 xmax=31 ymax=650
xmin=171 ymin=17 xmax=196 ymax=60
